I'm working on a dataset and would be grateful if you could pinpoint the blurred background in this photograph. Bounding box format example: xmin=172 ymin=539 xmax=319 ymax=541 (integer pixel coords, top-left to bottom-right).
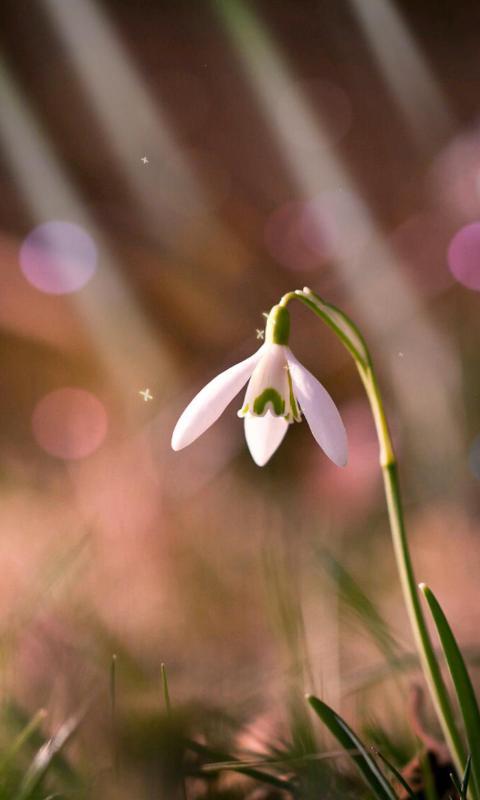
xmin=0 ymin=0 xmax=480 ymax=797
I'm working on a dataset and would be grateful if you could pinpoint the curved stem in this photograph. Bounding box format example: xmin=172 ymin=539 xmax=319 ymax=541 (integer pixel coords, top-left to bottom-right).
xmin=287 ymin=289 xmax=466 ymax=779
xmin=364 ymin=370 xmax=466 ymax=780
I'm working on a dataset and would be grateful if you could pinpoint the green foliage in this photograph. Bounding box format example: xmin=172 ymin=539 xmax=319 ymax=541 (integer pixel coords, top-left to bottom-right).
xmin=372 ymin=747 xmax=416 ymax=800
xmin=450 ymin=754 xmax=472 ymax=800
xmin=14 ymin=709 xmax=84 ymax=800
xmin=307 ymin=694 xmax=398 ymax=800
xmin=420 ymin=584 xmax=480 ymax=798
xmin=160 ymin=663 xmax=171 ymax=717
xmin=0 ymin=702 xmax=84 ymax=800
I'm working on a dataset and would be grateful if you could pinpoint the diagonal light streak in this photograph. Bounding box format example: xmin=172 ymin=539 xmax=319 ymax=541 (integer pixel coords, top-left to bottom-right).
xmin=41 ymin=0 xmax=205 ymax=234
xmin=41 ymin=0 xmax=251 ymax=324
xmin=349 ymin=0 xmax=454 ymax=149
xmin=0 ymin=56 xmax=172 ymax=397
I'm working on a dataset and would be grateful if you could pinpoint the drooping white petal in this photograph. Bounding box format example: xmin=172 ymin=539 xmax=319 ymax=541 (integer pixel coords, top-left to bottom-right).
xmin=171 ymin=347 xmax=264 ymax=450
xmin=286 ymin=349 xmax=348 ymax=467
xmin=244 ymin=412 xmax=289 ymax=466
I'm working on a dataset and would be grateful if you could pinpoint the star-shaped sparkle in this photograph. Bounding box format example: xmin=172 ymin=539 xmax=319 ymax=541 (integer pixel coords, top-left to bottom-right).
xmin=139 ymin=388 xmax=153 ymax=402
xmin=256 ymin=329 xmax=265 ymax=340
xmin=141 ymin=155 xmax=149 ymax=165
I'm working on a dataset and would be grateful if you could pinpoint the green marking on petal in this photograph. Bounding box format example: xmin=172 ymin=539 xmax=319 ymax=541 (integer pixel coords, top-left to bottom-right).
xmin=287 ymin=368 xmax=301 ymax=422
xmin=253 ymin=388 xmax=285 ymax=416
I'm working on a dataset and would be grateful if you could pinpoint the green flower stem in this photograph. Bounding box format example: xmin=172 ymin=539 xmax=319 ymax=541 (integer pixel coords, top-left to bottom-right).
xmin=283 ymin=288 xmax=466 ymax=779
xmin=380 ymin=456 xmax=466 ymax=776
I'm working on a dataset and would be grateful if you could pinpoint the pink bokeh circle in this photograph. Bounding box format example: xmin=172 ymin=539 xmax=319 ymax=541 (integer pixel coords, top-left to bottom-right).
xmin=19 ymin=221 xmax=97 ymax=294
xmin=32 ymin=388 xmax=108 ymax=460
xmin=447 ymin=222 xmax=480 ymax=291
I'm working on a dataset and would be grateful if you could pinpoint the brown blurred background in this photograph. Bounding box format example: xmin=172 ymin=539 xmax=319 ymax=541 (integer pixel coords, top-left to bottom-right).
xmin=0 ymin=0 xmax=480 ymax=795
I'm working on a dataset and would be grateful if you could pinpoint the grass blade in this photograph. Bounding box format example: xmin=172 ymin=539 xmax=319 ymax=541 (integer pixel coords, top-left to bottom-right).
xmin=452 ymin=755 xmax=473 ymax=799
xmin=161 ymin=663 xmax=171 ymax=717
xmin=462 ymin=754 xmax=473 ymax=798
xmin=15 ymin=708 xmax=85 ymax=800
xmin=0 ymin=708 xmax=47 ymax=777
xmin=307 ymin=695 xmax=398 ymax=800
xmin=372 ymin=748 xmax=416 ymax=800
xmin=110 ymin=654 xmax=119 ymax=780
xmin=187 ymin=739 xmax=297 ymax=794
xmin=451 ymin=770 xmax=463 ymax=795
xmin=420 ymin=584 xmax=480 ymax=799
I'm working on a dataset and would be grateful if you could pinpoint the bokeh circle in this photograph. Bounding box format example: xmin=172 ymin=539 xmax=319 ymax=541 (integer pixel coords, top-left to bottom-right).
xmin=447 ymin=222 xmax=480 ymax=291
xmin=32 ymin=388 xmax=108 ymax=460
xmin=20 ymin=221 xmax=97 ymax=294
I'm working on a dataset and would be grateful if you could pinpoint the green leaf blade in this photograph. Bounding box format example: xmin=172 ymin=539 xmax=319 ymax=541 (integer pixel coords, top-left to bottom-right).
xmin=373 ymin=748 xmax=416 ymax=800
xmin=14 ymin=708 xmax=84 ymax=800
xmin=307 ymin=695 xmax=398 ymax=800
xmin=462 ymin=754 xmax=473 ymax=798
xmin=420 ymin=584 xmax=480 ymax=799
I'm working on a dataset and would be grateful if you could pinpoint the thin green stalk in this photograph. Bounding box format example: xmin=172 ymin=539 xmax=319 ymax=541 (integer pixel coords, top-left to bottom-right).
xmin=286 ymin=288 xmax=466 ymax=780
xmin=161 ymin=663 xmax=172 ymax=717
xmin=0 ymin=709 xmax=47 ymax=776
xmin=381 ymin=459 xmax=465 ymax=777
xmin=161 ymin=663 xmax=188 ymax=800
xmin=110 ymin=654 xmax=118 ymax=780
xmin=358 ymin=361 xmax=465 ymax=781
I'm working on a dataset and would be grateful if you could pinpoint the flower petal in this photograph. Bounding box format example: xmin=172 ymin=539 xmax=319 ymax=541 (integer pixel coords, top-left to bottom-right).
xmin=243 ymin=343 xmax=290 ymax=417
xmin=171 ymin=347 xmax=264 ymax=450
xmin=286 ymin=350 xmax=348 ymax=467
xmin=244 ymin=412 xmax=289 ymax=466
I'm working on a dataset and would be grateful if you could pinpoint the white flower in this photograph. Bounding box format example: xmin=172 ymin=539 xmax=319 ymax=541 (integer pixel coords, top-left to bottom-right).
xmin=171 ymin=305 xmax=347 ymax=467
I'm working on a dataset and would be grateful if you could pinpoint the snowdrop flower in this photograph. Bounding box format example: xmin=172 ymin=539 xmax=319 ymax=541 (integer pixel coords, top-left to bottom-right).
xmin=171 ymin=305 xmax=347 ymax=467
